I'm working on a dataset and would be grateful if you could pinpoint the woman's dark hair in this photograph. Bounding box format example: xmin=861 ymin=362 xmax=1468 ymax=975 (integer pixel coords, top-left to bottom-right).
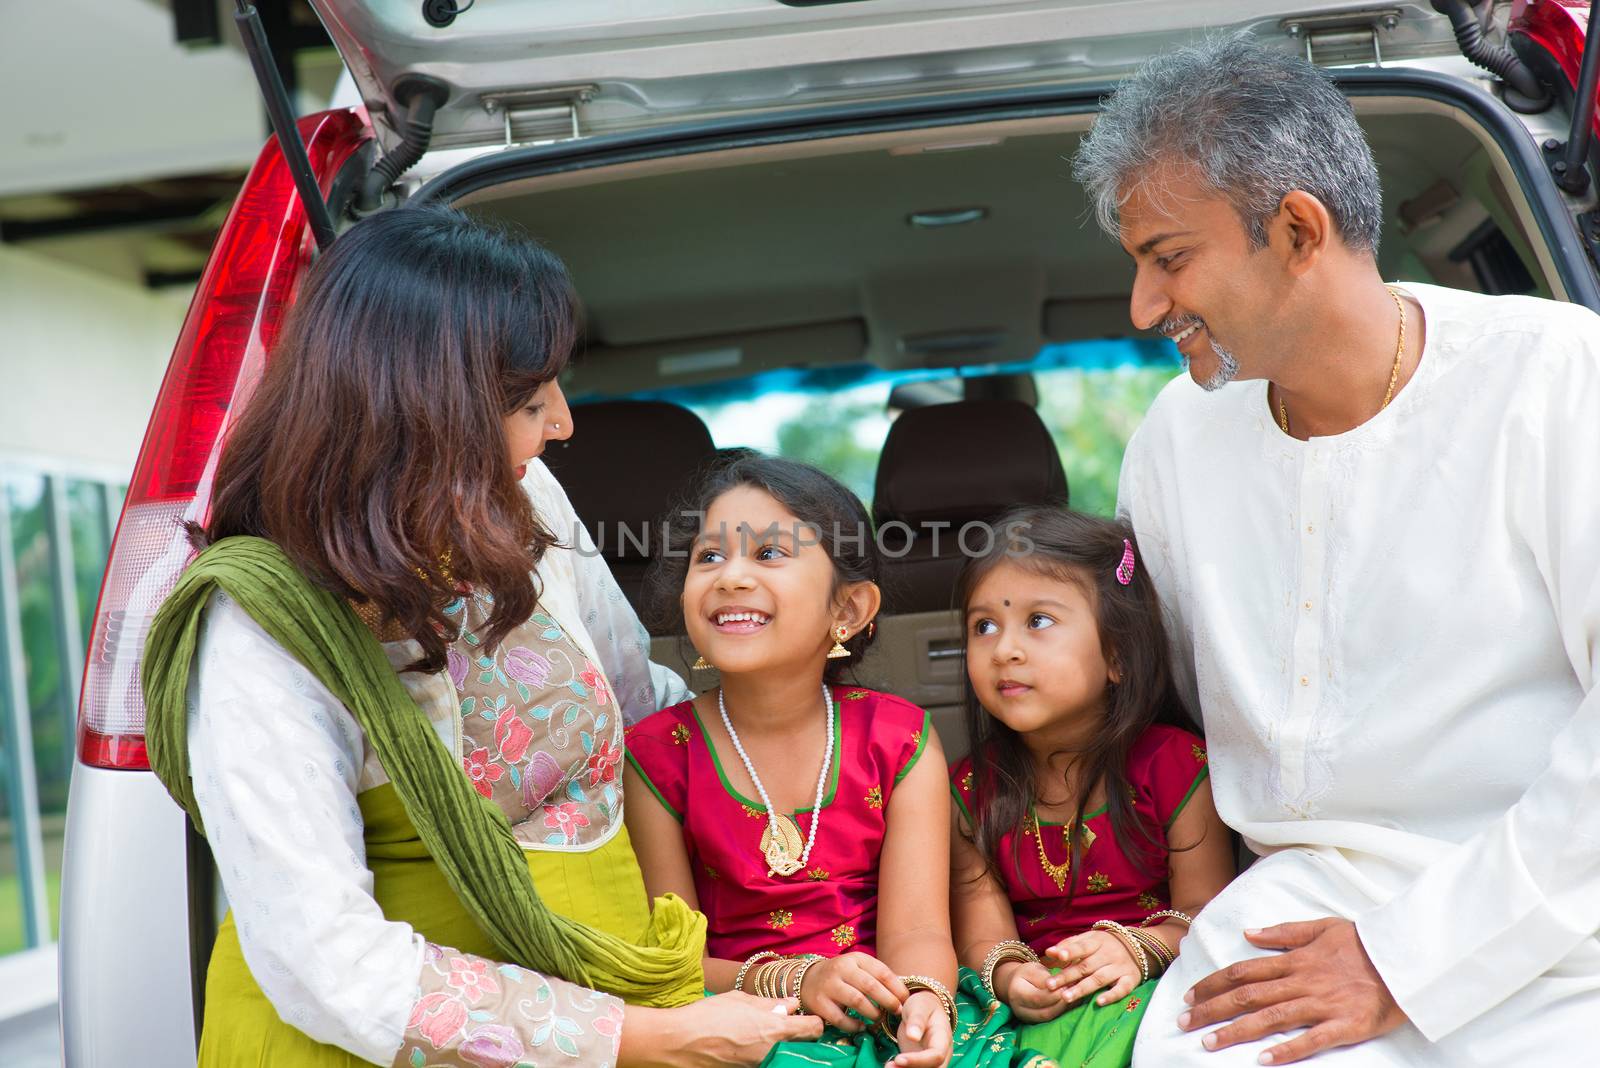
xmin=194 ymin=204 xmax=579 ymax=673
xmin=957 ymin=505 xmax=1196 ymax=898
xmin=646 ymin=452 xmax=880 ymax=684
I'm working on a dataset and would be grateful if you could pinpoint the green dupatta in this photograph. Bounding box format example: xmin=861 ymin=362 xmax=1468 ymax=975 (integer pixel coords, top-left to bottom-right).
xmin=141 ymin=535 xmax=704 ymax=1007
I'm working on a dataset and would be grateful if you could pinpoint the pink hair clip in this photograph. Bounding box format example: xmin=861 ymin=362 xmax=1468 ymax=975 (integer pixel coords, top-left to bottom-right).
xmin=1115 ymin=538 xmax=1136 ymax=586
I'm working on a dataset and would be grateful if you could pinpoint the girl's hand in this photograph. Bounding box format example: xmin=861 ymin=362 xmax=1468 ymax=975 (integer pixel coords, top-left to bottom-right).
xmin=998 ymin=960 xmax=1071 ymax=1024
xmin=890 ymin=990 xmax=953 ymax=1068
xmin=620 ymin=994 xmax=824 ymax=1068
xmin=799 ymin=952 xmax=909 ymax=1033
xmin=1045 ymin=931 xmax=1143 ymax=1007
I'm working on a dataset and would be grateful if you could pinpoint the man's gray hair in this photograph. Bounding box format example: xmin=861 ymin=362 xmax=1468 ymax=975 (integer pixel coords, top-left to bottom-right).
xmin=1072 ymin=35 xmax=1382 ymax=253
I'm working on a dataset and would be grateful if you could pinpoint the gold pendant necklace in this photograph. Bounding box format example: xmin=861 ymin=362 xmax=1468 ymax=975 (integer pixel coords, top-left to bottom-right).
xmin=758 ymin=815 xmax=806 ymax=877
xmin=1031 ymin=811 xmax=1072 ymax=892
xmin=1276 ymin=284 xmax=1407 ymax=436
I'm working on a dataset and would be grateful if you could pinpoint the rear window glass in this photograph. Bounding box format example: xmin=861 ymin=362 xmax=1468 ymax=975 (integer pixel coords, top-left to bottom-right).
xmin=596 ymin=339 xmax=1180 ymax=517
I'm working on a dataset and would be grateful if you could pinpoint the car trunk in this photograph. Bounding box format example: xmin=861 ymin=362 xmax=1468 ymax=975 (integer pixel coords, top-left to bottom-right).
xmin=401 ymin=65 xmax=1595 ymax=756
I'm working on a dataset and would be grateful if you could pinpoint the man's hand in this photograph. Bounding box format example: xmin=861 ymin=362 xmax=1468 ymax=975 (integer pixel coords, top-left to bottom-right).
xmin=1179 ymin=918 xmax=1407 ymax=1064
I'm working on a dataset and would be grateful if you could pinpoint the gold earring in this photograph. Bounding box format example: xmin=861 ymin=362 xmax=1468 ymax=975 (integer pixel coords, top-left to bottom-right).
xmin=826 ymin=624 xmax=851 ymax=660
xmin=692 ymin=655 xmax=712 ymax=671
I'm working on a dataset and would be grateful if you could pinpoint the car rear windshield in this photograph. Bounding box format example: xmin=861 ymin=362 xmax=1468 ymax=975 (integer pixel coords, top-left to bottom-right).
xmin=586 ymin=337 xmax=1178 ymax=517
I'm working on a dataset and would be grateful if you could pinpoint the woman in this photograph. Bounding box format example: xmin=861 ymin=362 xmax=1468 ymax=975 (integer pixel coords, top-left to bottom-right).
xmin=140 ymin=205 xmax=823 ymax=1066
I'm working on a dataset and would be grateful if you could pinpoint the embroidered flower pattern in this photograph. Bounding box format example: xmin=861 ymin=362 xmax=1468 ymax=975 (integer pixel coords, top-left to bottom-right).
xmin=586 ymin=738 xmax=621 ymax=786
xmin=579 ymin=662 xmax=611 ymax=706
xmin=671 ymin=723 xmax=690 ymax=745
xmin=504 ymin=646 xmax=553 ymax=689
xmin=1087 ymin=872 xmax=1112 ymax=893
xmin=807 ymin=867 xmax=829 ymax=881
xmin=445 ymin=956 xmax=500 ymax=1003
xmin=463 ymin=747 xmax=504 ymax=799
xmin=704 ymin=865 xmax=720 ymax=880
xmin=1138 ymin=891 xmax=1162 ymax=911
xmin=1192 ymin=744 xmax=1208 ymax=764
xmin=864 ymin=785 xmax=884 ymax=809
xmin=844 ymin=690 xmax=868 ymax=700
xmin=492 ymin=708 xmax=534 ymax=764
xmin=830 ymin=924 xmax=857 ymax=948
xmin=961 ymin=771 xmax=974 ymax=792
xmin=438 ymin=589 xmax=619 ymax=849
xmin=911 ymin=730 xmax=922 ymax=748
xmin=769 ymin=910 xmax=794 ymax=930
xmin=404 ymin=943 xmax=623 ymax=1066
xmin=409 ymin=991 xmax=468 ymax=1049
xmin=543 ymin=802 xmax=591 ymax=844
xmin=743 ymin=805 xmax=765 ymax=819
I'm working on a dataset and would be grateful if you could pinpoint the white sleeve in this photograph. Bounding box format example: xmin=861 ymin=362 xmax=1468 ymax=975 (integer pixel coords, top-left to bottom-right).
xmin=526 ymin=461 xmax=692 ymax=723
xmin=188 ymin=593 xmax=421 ymax=1065
xmin=1117 ymin=419 xmax=1200 ymax=718
xmin=1355 ymin=337 xmax=1600 ymax=1041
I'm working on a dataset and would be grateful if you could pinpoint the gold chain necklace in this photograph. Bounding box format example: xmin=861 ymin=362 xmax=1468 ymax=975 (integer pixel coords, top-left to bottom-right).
xmin=1031 ymin=810 xmax=1073 ymax=892
xmin=1275 ymin=285 xmax=1406 ymax=435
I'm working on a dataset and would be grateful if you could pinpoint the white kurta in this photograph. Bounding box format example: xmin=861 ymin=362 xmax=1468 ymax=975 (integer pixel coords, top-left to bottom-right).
xmin=1119 ymin=283 xmax=1600 ymax=1066
xmin=186 ymin=459 xmax=690 ymax=1064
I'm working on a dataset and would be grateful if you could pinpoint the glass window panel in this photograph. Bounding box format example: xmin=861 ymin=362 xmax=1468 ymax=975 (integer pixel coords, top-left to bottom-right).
xmin=66 ymin=479 xmax=112 ymax=648
xmin=608 ymin=339 xmax=1181 ymax=516
xmin=0 ymin=741 xmax=19 ymax=956
xmin=4 ymin=470 xmax=66 ymax=938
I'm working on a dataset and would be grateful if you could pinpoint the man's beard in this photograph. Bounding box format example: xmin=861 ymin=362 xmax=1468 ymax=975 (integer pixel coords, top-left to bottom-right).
xmin=1184 ymin=336 xmax=1240 ymax=392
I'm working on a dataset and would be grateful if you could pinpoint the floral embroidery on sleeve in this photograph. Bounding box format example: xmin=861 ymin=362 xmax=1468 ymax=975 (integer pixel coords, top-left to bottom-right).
xmin=394 ymin=942 xmax=623 ymax=1068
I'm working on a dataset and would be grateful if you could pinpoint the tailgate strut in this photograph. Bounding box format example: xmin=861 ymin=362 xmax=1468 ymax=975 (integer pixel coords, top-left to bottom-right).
xmin=233 ymin=0 xmax=338 ymax=250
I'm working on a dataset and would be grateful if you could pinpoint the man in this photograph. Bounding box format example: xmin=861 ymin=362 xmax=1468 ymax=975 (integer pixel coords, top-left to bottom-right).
xmin=1074 ymin=35 xmax=1600 ymax=1066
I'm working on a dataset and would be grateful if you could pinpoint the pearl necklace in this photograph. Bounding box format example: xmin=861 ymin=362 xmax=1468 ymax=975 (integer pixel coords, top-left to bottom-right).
xmin=718 ymin=683 xmax=834 ymax=878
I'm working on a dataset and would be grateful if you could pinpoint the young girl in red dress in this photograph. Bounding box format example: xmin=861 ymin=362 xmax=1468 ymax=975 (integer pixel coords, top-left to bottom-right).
xmin=950 ymin=506 xmax=1235 ymax=1067
xmin=625 ymin=455 xmax=1050 ymax=1068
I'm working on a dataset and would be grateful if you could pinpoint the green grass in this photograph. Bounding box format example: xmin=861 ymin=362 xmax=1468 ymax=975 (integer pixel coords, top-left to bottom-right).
xmin=0 ymin=868 xmax=62 ymax=954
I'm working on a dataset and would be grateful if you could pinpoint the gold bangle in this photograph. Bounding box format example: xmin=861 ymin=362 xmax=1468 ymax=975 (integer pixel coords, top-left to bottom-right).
xmin=756 ymin=960 xmax=784 ymax=999
xmin=980 ymin=940 xmax=1040 ymax=998
xmin=792 ymin=956 xmax=824 ymax=1011
xmin=900 ymin=975 xmax=959 ymax=1034
xmin=1140 ymin=909 xmax=1193 ymax=929
xmin=1092 ymin=920 xmax=1149 ymax=983
xmin=735 ymin=950 xmax=780 ymax=993
xmin=1127 ymin=927 xmax=1173 ymax=975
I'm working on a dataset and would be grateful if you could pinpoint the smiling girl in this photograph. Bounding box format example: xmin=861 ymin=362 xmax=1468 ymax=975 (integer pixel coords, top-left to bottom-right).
xmin=949 ymin=506 xmax=1234 ymax=1068
xmin=624 ymin=455 xmax=1051 ymax=1068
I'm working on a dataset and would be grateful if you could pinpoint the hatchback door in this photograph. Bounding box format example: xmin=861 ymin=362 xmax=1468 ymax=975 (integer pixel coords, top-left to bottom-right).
xmin=311 ymin=0 xmax=1467 ymax=150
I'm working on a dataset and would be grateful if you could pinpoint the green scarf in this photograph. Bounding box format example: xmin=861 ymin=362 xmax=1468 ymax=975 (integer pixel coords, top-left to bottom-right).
xmin=142 ymin=535 xmax=704 ymax=1007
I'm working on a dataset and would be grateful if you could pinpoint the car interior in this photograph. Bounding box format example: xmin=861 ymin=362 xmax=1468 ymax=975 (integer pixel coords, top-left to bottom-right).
xmin=463 ymin=103 xmax=1550 ymax=760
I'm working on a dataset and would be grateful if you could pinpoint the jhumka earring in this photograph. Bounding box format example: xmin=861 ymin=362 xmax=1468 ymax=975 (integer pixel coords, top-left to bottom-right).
xmin=826 ymin=624 xmax=852 ymax=660
xmin=692 ymin=655 xmax=713 ymax=671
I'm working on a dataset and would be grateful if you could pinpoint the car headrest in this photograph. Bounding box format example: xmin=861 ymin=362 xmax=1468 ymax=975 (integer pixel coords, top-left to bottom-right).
xmin=542 ymin=400 xmax=716 ymax=559
xmin=872 ymin=399 xmax=1068 ymax=526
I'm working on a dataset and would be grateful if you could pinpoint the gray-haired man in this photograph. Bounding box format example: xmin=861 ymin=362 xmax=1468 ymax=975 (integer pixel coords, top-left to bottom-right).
xmin=1076 ymin=35 xmax=1600 ymax=1067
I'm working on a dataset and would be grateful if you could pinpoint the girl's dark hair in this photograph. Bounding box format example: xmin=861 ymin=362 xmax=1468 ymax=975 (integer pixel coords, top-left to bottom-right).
xmin=957 ymin=505 xmax=1196 ymax=898
xmin=194 ymin=204 xmax=579 ymax=673
xmin=646 ymin=452 xmax=879 ymax=684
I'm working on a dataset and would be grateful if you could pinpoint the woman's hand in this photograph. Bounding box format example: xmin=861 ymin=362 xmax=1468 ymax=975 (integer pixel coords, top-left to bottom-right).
xmin=619 ymin=994 xmax=824 ymax=1068
xmin=798 ymin=952 xmax=909 ymax=1032
xmin=890 ymin=990 xmax=953 ymax=1068
xmin=1045 ymin=931 xmax=1143 ymax=1007
xmin=997 ymin=960 xmax=1071 ymax=1024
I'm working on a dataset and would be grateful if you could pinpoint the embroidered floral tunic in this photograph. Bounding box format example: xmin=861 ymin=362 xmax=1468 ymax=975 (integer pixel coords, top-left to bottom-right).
xmin=951 ymin=724 xmax=1208 ymax=955
xmin=624 ymin=687 xmax=930 ymax=959
xmin=186 ymin=460 xmax=690 ymax=1066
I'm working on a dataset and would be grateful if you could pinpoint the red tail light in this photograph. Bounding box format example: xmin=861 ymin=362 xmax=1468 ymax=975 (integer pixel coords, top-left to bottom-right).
xmin=78 ymin=109 xmax=371 ymax=770
xmin=1512 ymin=1 xmax=1596 ymax=137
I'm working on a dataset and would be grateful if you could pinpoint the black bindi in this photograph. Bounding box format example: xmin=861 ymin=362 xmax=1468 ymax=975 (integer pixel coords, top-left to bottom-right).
xmin=1003 ymin=599 xmax=1011 ymax=607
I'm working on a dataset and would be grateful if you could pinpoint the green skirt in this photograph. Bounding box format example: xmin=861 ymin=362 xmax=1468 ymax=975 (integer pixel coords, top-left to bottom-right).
xmin=762 ymin=969 xmax=1059 ymax=1068
xmin=1015 ymin=978 xmax=1155 ymax=1068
